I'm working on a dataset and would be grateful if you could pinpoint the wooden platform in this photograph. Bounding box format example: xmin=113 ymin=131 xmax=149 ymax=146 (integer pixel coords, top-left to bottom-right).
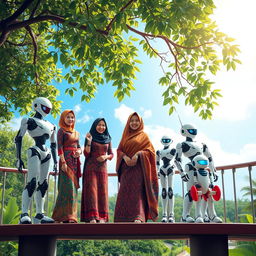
xmin=0 ymin=223 xmax=255 ymax=256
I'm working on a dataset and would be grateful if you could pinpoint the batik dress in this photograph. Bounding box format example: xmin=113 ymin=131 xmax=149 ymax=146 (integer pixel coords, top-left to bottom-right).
xmin=52 ymin=128 xmax=81 ymax=223
xmin=114 ymin=112 xmax=158 ymax=222
xmin=80 ymin=141 xmax=113 ymax=222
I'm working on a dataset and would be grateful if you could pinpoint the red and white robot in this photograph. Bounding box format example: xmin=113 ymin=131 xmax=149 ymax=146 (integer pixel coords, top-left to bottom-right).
xmin=15 ymin=97 xmax=57 ymax=224
xmin=190 ymin=155 xmax=222 ymax=223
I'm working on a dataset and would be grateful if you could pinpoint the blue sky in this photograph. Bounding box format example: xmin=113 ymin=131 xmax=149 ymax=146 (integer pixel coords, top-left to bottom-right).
xmin=8 ymin=0 xmax=256 ymax=200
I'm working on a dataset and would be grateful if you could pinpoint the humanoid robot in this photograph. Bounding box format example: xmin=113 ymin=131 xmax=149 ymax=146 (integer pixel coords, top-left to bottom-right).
xmin=175 ymin=124 xmax=222 ymax=223
xmin=156 ymin=135 xmax=189 ymax=223
xmin=15 ymin=97 xmax=57 ymax=224
xmin=189 ymin=155 xmax=222 ymax=223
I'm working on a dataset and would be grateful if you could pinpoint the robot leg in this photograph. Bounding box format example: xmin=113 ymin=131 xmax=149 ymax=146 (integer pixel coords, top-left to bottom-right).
xmin=20 ymin=148 xmax=40 ymax=224
xmin=34 ymin=154 xmax=54 ymax=224
xmin=201 ymin=200 xmax=210 ymax=222
xmin=207 ymin=196 xmax=222 ymax=223
xmin=194 ymin=197 xmax=203 ymax=223
xmin=167 ymin=173 xmax=175 ymax=223
xmin=159 ymin=169 xmax=168 ymax=222
xmin=181 ymin=168 xmax=195 ymax=223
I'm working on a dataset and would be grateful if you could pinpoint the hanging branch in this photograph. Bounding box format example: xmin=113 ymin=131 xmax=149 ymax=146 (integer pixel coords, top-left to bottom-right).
xmin=25 ymin=25 xmax=39 ymax=87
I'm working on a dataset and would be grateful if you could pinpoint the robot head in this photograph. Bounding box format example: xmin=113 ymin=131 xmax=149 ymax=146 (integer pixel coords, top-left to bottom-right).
xmin=180 ymin=124 xmax=197 ymax=139
xmin=32 ymin=97 xmax=52 ymax=117
xmin=192 ymin=155 xmax=209 ymax=169
xmin=160 ymin=135 xmax=172 ymax=146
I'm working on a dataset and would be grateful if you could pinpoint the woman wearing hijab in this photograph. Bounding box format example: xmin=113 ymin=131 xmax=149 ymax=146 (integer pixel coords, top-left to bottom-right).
xmin=114 ymin=112 xmax=158 ymax=223
xmin=52 ymin=110 xmax=82 ymax=223
xmin=80 ymin=118 xmax=113 ymax=223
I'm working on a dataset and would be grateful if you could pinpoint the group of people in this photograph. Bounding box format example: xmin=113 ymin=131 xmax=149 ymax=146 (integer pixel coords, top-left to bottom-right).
xmin=52 ymin=110 xmax=158 ymax=223
xmin=15 ymin=97 xmax=221 ymax=224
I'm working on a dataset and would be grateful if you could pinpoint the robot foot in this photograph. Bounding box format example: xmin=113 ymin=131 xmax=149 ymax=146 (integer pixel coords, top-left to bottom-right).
xmin=203 ymin=215 xmax=210 ymax=223
xmin=181 ymin=215 xmax=195 ymax=223
xmin=210 ymin=216 xmax=223 ymax=223
xmin=168 ymin=215 xmax=175 ymax=223
xmin=195 ymin=216 xmax=204 ymax=223
xmin=161 ymin=215 xmax=168 ymax=223
xmin=19 ymin=213 xmax=32 ymax=224
xmin=34 ymin=213 xmax=54 ymax=224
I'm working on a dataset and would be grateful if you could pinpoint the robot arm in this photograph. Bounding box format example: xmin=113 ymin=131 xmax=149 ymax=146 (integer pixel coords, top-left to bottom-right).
xmin=202 ymin=143 xmax=218 ymax=182
xmin=156 ymin=150 xmax=161 ymax=175
xmin=15 ymin=118 xmax=28 ymax=171
xmin=175 ymin=143 xmax=189 ymax=182
xmin=50 ymin=125 xmax=58 ymax=173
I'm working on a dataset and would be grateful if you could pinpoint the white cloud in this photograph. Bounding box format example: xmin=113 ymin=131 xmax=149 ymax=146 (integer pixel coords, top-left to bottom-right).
xmin=77 ymin=114 xmax=91 ymax=124
xmin=114 ymin=104 xmax=134 ymax=125
xmin=143 ymin=109 xmax=152 ymax=119
xmin=74 ymin=104 xmax=81 ymax=113
xmin=9 ymin=117 xmax=22 ymax=131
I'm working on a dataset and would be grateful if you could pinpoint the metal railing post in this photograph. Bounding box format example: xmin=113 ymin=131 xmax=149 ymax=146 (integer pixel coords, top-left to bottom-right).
xmin=221 ymin=169 xmax=227 ymax=222
xmin=0 ymin=171 xmax=7 ymax=224
xmin=232 ymin=168 xmax=238 ymax=222
xmin=248 ymin=166 xmax=255 ymax=223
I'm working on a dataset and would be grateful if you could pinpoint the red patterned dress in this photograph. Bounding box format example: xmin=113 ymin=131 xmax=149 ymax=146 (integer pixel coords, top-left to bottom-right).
xmin=80 ymin=141 xmax=113 ymax=222
xmin=52 ymin=128 xmax=81 ymax=223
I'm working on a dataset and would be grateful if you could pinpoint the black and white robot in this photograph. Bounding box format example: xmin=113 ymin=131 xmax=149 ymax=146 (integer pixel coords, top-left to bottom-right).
xmin=175 ymin=124 xmax=222 ymax=223
xmin=15 ymin=97 xmax=57 ymax=224
xmin=156 ymin=136 xmax=189 ymax=223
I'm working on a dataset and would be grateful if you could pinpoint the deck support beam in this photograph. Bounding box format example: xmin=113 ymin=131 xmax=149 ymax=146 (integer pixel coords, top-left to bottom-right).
xmin=18 ymin=235 xmax=57 ymax=256
xmin=190 ymin=235 xmax=228 ymax=256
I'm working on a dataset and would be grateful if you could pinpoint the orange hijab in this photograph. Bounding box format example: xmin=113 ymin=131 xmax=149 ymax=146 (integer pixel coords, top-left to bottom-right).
xmin=116 ymin=112 xmax=158 ymax=221
xmin=59 ymin=110 xmax=75 ymax=132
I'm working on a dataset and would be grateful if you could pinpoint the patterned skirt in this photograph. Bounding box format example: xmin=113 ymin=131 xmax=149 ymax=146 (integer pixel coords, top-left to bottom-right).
xmin=114 ymin=161 xmax=148 ymax=222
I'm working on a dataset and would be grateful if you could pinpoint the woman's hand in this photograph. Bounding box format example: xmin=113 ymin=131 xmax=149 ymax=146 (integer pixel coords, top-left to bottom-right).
xmin=73 ymin=148 xmax=82 ymax=158
xmin=123 ymin=155 xmax=137 ymax=167
xmin=61 ymin=162 xmax=67 ymax=172
xmin=86 ymin=132 xmax=92 ymax=143
xmin=96 ymin=155 xmax=107 ymax=162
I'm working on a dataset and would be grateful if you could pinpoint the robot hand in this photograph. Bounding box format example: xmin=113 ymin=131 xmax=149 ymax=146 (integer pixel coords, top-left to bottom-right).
xmin=213 ymin=172 xmax=218 ymax=182
xmin=53 ymin=162 xmax=58 ymax=173
xmin=181 ymin=172 xmax=189 ymax=182
xmin=16 ymin=159 xmax=25 ymax=172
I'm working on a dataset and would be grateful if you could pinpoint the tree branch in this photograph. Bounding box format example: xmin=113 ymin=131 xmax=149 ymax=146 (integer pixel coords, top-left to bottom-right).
xmin=0 ymin=0 xmax=35 ymax=26
xmin=3 ymin=14 xmax=108 ymax=35
xmin=105 ymin=0 xmax=137 ymax=33
xmin=6 ymin=40 xmax=31 ymax=46
xmin=25 ymin=25 xmax=39 ymax=86
xmin=126 ymin=25 xmax=213 ymax=50
xmin=29 ymin=0 xmax=42 ymax=18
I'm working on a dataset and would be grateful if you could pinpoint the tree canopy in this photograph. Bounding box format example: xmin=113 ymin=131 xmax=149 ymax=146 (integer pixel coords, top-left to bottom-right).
xmin=0 ymin=0 xmax=240 ymax=122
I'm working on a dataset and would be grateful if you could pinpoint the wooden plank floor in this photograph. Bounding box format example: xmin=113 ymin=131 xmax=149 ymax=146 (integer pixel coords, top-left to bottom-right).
xmin=0 ymin=223 xmax=256 ymax=241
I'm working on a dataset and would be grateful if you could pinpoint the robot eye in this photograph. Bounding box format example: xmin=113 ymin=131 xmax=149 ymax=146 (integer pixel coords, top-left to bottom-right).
xmin=41 ymin=104 xmax=51 ymax=114
xmin=188 ymin=129 xmax=197 ymax=135
xmin=197 ymin=160 xmax=208 ymax=165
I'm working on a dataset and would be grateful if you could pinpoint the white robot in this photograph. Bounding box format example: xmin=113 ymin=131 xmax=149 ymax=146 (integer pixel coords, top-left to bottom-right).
xmin=15 ymin=97 xmax=57 ymax=224
xmin=175 ymin=124 xmax=222 ymax=223
xmin=156 ymin=136 xmax=189 ymax=223
xmin=189 ymin=155 xmax=222 ymax=223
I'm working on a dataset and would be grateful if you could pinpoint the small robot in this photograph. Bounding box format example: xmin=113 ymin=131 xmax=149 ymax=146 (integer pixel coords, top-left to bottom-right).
xmin=175 ymin=124 xmax=222 ymax=223
xmin=156 ymin=136 xmax=188 ymax=223
xmin=15 ymin=97 xmax=57 ymax=224
xmin=189 ymin=155 xmax=221 ymax=223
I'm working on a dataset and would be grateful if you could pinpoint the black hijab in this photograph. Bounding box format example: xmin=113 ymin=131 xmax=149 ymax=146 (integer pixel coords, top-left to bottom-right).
xmin=87 ymin=118 xmax=111 ymax=145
